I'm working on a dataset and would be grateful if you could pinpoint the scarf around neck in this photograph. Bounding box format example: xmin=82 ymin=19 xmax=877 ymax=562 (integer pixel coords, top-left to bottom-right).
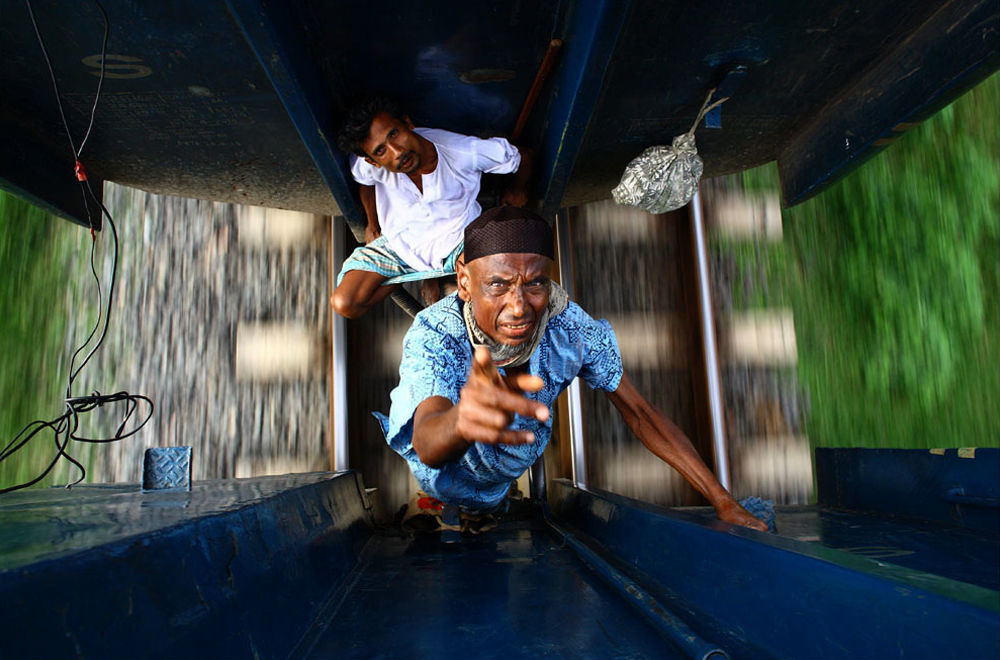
xmin=462 ymin=282 xmax=569 ymax=368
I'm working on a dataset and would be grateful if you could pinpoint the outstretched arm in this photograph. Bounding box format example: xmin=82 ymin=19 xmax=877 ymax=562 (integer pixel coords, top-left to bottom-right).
xmin=501 ymin=146 xmax=534 ymax=207
xmin=412 ymin=346 xmax=549 ymax=468
xmin=606 ymin=371 xmax=767 ymax=532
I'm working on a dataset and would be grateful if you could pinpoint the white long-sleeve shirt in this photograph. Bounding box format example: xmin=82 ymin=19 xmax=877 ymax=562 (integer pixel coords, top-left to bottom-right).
xmin=350 ymin=128 xmax=521 ymax=271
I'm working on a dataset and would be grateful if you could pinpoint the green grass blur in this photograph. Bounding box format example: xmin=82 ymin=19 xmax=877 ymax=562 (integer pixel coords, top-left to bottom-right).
xmin=0 ymin=193 xmax=76 ymax=489
xmin=743 ymin=72 xmax=999 ymax=448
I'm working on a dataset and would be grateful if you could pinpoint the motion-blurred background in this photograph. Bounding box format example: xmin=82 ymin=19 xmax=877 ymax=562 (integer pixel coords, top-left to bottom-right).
xmin=1 ymin=73 xmax=996 ymax=515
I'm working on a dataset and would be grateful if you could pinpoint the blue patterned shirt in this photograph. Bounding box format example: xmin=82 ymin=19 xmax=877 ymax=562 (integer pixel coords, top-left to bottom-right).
xmin=377 ymin=294 xmax=623 ymax=510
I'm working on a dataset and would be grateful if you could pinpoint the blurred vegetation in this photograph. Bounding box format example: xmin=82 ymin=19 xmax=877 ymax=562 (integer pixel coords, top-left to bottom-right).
xmin=717 ymin=240 xmax=791 ymax=310
xmin=0 ymin=194 xmax=66 ymax=489
xmin=0 ymin=195 xmax=99 ymax=490
xmin=741 ymin=72 xmax=999 ymax=448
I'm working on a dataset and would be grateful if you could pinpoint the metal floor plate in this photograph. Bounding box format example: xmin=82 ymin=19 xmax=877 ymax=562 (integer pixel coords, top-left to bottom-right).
xmin=301 ymin=520 xmax=685 ymax=660
xmin=775 ymin=506 xmax=1000 ymax=591
xmin=676 ymin=503 xmax=1000 ymax=591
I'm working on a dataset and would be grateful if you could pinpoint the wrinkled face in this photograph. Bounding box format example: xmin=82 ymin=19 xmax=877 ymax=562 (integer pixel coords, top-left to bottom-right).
xmin=458 ymin=253 xmax=552 ymax=346
xmin=361 ymin=112 xmax=423 ymax=173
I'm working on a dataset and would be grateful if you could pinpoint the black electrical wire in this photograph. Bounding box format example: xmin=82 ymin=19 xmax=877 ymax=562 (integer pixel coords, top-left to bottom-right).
xmin=1 ymin=0 xmax=154 ymax=495
xmin=76 ymin=2 xmax=110 ymax=158
xmin=67 ymin=177 xmax=118 ymax=388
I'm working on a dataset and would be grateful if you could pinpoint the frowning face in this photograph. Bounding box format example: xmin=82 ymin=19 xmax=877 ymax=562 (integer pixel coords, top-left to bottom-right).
xmin=458 ymin=253 xmax=552 ymax=345
xmin=361 ymin=112 xmax=424 ymax=174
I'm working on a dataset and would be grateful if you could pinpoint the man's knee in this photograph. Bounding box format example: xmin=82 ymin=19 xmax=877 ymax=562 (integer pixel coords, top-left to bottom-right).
xmin=332 ymin=286 xmax=365 ymax=318
xmin=333 ymin=270 xmax=392 ymax=318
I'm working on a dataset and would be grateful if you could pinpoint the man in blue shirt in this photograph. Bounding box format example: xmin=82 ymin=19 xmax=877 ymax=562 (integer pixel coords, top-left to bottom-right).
xmin=380 ymin=206 xmax=766 ymax=531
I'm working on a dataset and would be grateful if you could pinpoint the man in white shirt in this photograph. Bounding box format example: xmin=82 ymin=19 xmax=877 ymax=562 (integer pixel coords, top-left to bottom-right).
xmin=332 ymin=97 xmax=531 ymax=318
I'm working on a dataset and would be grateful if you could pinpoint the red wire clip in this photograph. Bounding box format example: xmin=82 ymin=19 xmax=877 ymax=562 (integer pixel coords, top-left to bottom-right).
xmin=74 ymin=161 xmax=96 ymax=238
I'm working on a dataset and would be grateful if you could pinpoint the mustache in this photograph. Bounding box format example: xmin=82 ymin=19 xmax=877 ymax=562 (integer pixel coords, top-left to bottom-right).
xmin=396 ymin=151 xmax=415 ymax=168
xmin=499 ymin=313 xmax=536 ymax=325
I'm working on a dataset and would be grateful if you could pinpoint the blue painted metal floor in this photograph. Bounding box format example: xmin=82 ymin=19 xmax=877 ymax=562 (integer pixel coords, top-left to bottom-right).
xmin=299 ymin=520 xmax=683 ymax=660
xmin=673 ymin=504 xmax=999 ymax=592
xmin=0 ymin=474 xmax=353 ymax=572
xmin=774 ymin=507 xmax=1000 ymax=592
xmin=3 ymin=470 xmax=996 ymax=659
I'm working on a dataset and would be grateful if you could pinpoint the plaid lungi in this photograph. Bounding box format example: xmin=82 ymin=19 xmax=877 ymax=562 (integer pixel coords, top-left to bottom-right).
xmin=336 ymin=236 xmax=463 ymax=286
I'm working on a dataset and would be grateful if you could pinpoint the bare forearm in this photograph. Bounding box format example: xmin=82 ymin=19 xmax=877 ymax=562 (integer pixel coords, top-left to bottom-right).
xmin=512 ymin=147 xmax=533 ymax=192
xmin=607 ymin=373 xmax=767 ymax=531
xmin=359 ymin=185 xmax=380 ymax=235
xmin=625 ymin=403 xmax=730 ymax=506
xmin=608 ymin=375 xmax=731 ymax=507
xmin=411 ymin=350 xmax=546 ymax=468
xmin=500 ymin=147 xmax=534 ymax=206
xmin=412 ymin=398 xmax=472 ymax=468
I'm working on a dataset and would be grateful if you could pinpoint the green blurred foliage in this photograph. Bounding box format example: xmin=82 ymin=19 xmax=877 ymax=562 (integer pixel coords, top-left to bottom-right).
xmin=715 ymin=239 xmax=790 ymax=310
xmin=0 ymin=192 xmax=68 ymax=488
xmin=744 ymin=73 xmax=999 ymax=447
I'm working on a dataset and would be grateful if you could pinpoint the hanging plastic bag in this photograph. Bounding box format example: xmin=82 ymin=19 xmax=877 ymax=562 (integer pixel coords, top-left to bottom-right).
xmin=612 ymin=90 xmax=726 ymax=214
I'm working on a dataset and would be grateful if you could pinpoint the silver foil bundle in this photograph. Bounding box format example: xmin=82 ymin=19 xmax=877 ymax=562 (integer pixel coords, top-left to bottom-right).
xmin=611 ymin=133 xmax=703 ymax=214
xmin=612 ymin=90 xmax=724 ymax=214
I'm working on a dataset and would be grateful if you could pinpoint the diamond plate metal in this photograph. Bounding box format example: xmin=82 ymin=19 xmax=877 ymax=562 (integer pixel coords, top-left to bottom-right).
xmin=142 ymin=447 xmax=193 ymax=491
